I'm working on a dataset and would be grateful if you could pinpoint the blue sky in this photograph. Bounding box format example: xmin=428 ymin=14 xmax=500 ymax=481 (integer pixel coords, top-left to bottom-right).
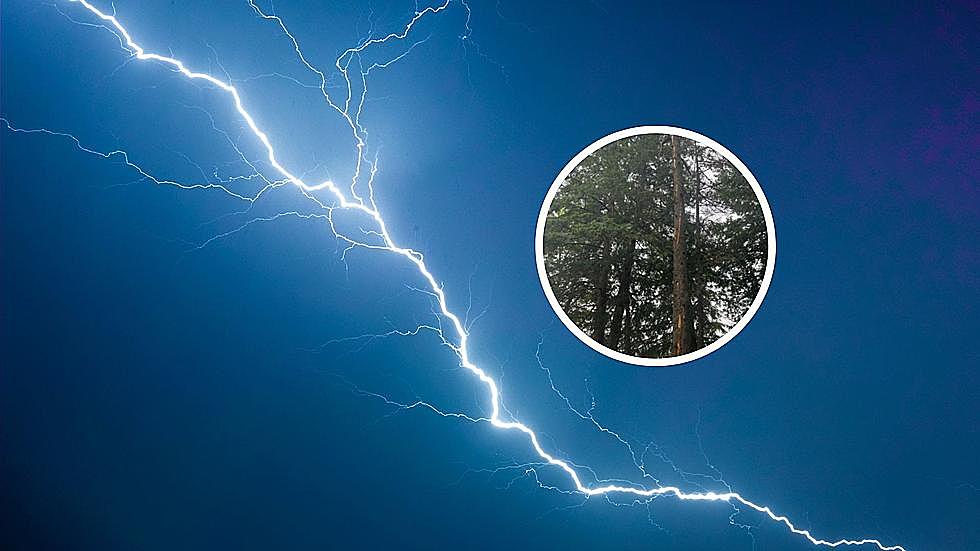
xmin=2 ymin=1 xmax=977 ymax=549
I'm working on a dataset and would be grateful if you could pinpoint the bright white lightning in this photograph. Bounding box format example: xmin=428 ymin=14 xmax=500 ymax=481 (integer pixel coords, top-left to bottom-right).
xmin=14 ymin=2 xmax=906 ymax=549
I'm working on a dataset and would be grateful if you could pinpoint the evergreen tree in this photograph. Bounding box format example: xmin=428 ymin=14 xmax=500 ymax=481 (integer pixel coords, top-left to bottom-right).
xmin=543 ymin=134 xmax=767 ymax=359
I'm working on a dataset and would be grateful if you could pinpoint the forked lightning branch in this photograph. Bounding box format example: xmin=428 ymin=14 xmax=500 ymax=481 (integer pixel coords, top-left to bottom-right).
xmin=5 ymin=2 xmax=906 ymax=549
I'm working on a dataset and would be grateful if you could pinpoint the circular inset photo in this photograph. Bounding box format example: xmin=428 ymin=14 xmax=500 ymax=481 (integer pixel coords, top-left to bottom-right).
xmin=536 ymin=127 xmax=775 ymax=366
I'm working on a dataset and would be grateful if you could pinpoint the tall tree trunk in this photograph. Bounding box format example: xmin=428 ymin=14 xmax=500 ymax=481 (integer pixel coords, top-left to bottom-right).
xmin=592 ymin=238 xmax=612 ymax=344
xmin=622 ymin=288 xmax=635 ymax=355
xmin=671 ymin=136 xmax=692 ymax=355
xmin=691 ymin=145 xmax=705 ymax=349
xmin=608 ymin=239 xmax=636 ymax=350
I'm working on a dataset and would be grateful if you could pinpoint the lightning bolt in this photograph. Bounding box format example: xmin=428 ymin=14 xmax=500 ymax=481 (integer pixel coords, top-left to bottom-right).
xmin=3 ymin=2 xmax=907 ymax=549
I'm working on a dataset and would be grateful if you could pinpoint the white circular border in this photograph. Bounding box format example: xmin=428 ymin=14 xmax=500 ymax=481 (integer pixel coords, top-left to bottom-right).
xmin=535 ymin=126 xmax=777 ymax=367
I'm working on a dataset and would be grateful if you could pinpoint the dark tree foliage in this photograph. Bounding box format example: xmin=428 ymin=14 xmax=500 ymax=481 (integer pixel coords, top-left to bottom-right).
xmin=543 ymin=134 xmax=767 ymax=359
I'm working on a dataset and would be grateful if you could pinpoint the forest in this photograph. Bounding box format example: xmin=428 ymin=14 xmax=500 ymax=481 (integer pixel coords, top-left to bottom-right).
xmin=543 ymin=134 xmax=768 ymax=359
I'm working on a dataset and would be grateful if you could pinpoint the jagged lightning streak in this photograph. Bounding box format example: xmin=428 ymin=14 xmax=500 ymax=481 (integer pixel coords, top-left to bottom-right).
xmin=12 ymin=2 xmax=905 ymax=549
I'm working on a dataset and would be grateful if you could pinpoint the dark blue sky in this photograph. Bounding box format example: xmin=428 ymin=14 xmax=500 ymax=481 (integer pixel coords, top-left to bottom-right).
xmin=2 ymin=1 xmax=977 ymax=550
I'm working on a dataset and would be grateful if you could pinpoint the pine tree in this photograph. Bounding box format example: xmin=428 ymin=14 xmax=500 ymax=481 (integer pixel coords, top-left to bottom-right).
xmin=543 ymin=134 xmax=766 ymax=359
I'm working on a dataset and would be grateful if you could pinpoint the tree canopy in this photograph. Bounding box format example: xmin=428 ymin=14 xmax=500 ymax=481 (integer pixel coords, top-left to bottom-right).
xmin=543 ymin=134 xmax=767 ymax=359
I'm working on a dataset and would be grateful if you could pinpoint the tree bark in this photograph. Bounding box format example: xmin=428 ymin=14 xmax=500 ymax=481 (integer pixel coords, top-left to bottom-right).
xmin=691 ymin=145 xmax=705 ymax=349
xmin=621 ymin=286 xmax=635 ymax=355
xmin=591 ymin=238 xmax=612 ymax=344
xmin=608 ymin=239 xmax=636 ymax=350
xmin=671 ymin=135 xmax=692 ymax=356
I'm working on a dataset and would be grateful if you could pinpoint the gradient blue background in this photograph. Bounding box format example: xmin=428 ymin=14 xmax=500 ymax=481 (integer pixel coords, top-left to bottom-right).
xmin=2 ymin=1 xmax=977 ymax=549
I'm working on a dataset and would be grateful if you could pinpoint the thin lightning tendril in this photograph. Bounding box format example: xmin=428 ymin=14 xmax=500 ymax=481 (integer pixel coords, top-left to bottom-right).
xmin=6 ymin=2 xmax=905 ymax=549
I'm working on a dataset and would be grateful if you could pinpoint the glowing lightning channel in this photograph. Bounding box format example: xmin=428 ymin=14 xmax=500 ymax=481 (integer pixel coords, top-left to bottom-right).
xmin=30 ymin=2 xmax=905 ymax=549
